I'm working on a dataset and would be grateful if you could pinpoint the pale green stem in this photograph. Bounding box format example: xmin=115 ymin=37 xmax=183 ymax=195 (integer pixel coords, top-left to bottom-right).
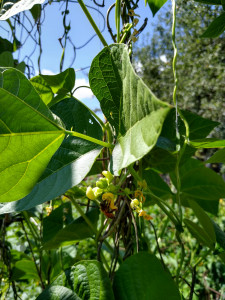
xmin=77 ymin=0 xmax=108 ymax=47
xmin=120 ymin=23 xmax=133 ymax=43
xmin=65 ymin=130 xmax=114 ymax=149
xmin=115 ymin=0 xmax=121 ymax=43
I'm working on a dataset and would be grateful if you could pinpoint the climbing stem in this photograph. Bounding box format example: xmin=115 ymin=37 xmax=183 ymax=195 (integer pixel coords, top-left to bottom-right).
xmin=77 ymin=0 xmax=108 ymax=47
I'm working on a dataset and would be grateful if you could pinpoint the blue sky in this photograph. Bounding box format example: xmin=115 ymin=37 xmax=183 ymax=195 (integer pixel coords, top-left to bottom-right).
xmin=0 ymin=0 xmax=170 ymax=111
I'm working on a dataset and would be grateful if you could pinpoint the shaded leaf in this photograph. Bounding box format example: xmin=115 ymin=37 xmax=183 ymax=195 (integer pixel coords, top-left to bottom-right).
xmin=202 ymin=12 xmax=225 ymax=38
xmin=43 ymin=202 xmax=73 ymax=243
xmin=11 ymin=259 xmax=39 ymax=281
xmin=184 ymin=219 xmax=214 ymax=249
xmin=30 ymin=4 xmax=41 ymax=21
xmin=146 ymin=0 xmax=168 ymax=16
xmin=143 ymin=169 xmax=172 ymax=200
xmin=0 ymin=0 xmax=45 ymax=20
xmin=188 ymin=200 xmax=216 ymax=243
xmin=37 ymin=261 xmax=114 ymax=300
xmin=194 ymin=0 xmax=221 ymax=4
xmin=171 ymin=158 xmax=225 ymax=201
xmin=207 ymin=148 xmax=225 ymax=163
xmin=0 ymin=51 xmax=14 ymax=67
xmin=113 ymin=252 xmax=181 ymax=300
xmin=42 ymin=208 xmax=99 ymax=249
xmin=212 ymin=221 xmax=225 ymax=251
xmin=0 ymin=98 xmax=102 ymax=213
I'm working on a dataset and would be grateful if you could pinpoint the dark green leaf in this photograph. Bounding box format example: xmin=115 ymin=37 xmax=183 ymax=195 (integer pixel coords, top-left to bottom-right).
xmin=0 ymin=98 xmax=102 ymax=213
xmin=143 ymin=169 xmax=172 ymax=200
xmin=0 ymin=52 xmax=14 ymax=67
xmin=201 ymin=12 xmax=225 ymax=38
xmin=207 ymin=148 xmax=225 ymax=163
xmin=0 ymin=0 xmax=45 ymax=20
xmin=11 ymin=260 xmax=39 ymax=281
xmin=42 ymin=208 xmax=99 ymax=249
xmin=194 ymin=0 xmax=221 ymax=4
xmin=37 ymin=286 xmax=79 ymax=300
xmin=143 ymin=147 xmax=177 ymax=173
xmin=89 ymin=44 xmax=171 ymax=174
xmin=188 ymin=200 xmax=216 ymax=243
xmin=43 ymin=202 xmax=73 ymax=243
xmin=212 ymin=221 xmax=225 ymax=251
xmin=37 ymin=261 xmax=114 ymax=300
xmin=0 ymin=38 xmax=14 ymax=54
xmin=184 ymin=219 xmax=214 ymax=249
xmin=113 ymin=252 xmax=181 ymax=300
xmin=0 ymin=68 xmax=65 ymax=203
xmin=30 ymin=4 xmax=41 ymax=21
xmin=171 ymin=158 xmax=225 ymax=201
xmin=146 ymin=0 xmax=168 ymax=16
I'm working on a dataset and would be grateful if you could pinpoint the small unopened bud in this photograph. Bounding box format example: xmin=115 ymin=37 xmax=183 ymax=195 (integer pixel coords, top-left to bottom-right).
xmin=102 ymin=171 xmax=114 ymax=183
xmin=86 ymin=187 xmax=96 ymax=200
xmin=92 ymin=187 xmax=103 ymax=198
xmin=96 ymin=178 xmax=108 ymax=189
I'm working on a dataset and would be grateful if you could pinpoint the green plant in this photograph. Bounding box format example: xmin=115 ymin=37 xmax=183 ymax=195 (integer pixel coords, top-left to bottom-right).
xmin=1 ymin=0 xmax=225 ymax=299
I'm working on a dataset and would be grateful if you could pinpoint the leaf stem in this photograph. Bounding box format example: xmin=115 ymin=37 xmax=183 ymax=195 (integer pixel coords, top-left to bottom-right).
xmin=65 ymin=130 xmax=114 ymax=149
xmin=77 ymin=0 xmax=108 ymax=47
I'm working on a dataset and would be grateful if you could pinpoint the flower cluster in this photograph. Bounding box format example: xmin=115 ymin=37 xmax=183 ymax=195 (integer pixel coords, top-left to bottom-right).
xmin=86 ymin=171 xmax=119 ymax=219
xmin=130 ymin=189 xmax=152 ymax=221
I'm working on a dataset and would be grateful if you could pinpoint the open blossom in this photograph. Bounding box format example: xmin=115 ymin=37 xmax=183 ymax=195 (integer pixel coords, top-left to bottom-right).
xmin=102 ymin=193 xmax=118 ymax=210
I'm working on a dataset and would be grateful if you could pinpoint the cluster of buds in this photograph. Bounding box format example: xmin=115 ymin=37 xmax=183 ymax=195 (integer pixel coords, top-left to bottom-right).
xmin=130 ymin=188 xmax=152 ymax=221
xmin=86 ymin=171 xmax=119 ymax=219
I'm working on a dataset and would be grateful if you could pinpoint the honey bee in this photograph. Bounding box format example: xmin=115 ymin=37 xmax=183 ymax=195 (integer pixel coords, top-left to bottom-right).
xmin=100 ymin=200 xmax=116 ymax=219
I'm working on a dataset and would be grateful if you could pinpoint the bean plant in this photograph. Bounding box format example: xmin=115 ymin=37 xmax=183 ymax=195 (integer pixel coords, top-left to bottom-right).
xmin=1 ymin=0 xmax=225 ymax=299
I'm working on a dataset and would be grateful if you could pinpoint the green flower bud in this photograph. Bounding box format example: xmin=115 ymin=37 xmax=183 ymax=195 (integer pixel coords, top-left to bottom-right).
xmin=86 ymin=187 xmax=96 ymax=200
xmin=124 ymin=187 xmax=131 ymax=195
xmin=92 ymin=187 xmax=103 ymax=198
xmin=102 ymin=171 xmax=114 ymax=183
xmin=107 ymin=184 xmax=119 ymax=193
xmin=130 ymin=198 xmax=140 ymax=209
xmin=96 ymin=178 xmax=108 ymax=189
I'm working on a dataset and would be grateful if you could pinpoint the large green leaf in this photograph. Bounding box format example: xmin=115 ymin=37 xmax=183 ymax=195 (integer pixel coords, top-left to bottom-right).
xmin=11 ymin=259 xmax=40 ymax=281
xmin=202 ymin=12 xmax=225 ymax=38
xmin=184 ymin=219 xmax=214 ymax=249
xmin=42 ymin=202 xmax=73 ymax=244
xmin=207 ymin=148 xmax=225 ymax=163
xmin=0 ymin=68 xmax=65 ymax=202
xmin=89 ymin=44 xmax=171 ymax=174
xmin=42 ymin=208 xmax=99 ymax=249
xmin=31 ymin=68 xmax=75 ymax=107
xmin=143 ymin=169 xmax=173 ymax=200
xmin=176 ymin=159 xmax=225 ymax=201
xmin=188 ymin=200 xmax=216 ymax=243
xmin=37 ymin=261 xmax=114 ymax=300
xmin=113 ymin=252 xmax=181 ymax=300
xmin=146 ymin=0 xmax=168 ymax=16
xmin=0 ymin=98 xmax=102 ymax=213
xmin=0 ymin=0 xmax=45 ymax=20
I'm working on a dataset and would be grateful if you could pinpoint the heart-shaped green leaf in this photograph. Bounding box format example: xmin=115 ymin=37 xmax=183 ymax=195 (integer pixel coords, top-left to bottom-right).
xmin=113 ymin=252 xmax=181 ymax=300
xmin=37 ymin=261 xmax=114 ymax=300
xmin=89 ymin=44 xmax=171 ymax=174
xmin=0 ymin=97 xmax=102 ymax=213
xmin=0 ymin=68 xmax=65 ymax=202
